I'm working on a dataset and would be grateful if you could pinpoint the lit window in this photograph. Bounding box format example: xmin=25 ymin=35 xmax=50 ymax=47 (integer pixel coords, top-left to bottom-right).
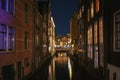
xmin=91 ymin=1 xmax=94 ymax=18
xmin=94 ymin=21 xmax=98 ymax=68
xmin=99 ymin=17 xmax=104 ymax=66
xmin=87 ymin=26 xmax=93 ymax=59
xmin=82 ymin=5 xmax=84 ymax=12
xmin=87 ymin=8 xmax=90 ymax=22
xmin=94 ymin=22 xmax=98 ymax=44
xmin=96 ymin=0 xmax=100 ymax=13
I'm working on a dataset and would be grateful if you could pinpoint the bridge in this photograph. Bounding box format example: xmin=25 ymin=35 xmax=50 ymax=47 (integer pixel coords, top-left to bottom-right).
xmin=55 ymin=47 xmax=71 ymax=53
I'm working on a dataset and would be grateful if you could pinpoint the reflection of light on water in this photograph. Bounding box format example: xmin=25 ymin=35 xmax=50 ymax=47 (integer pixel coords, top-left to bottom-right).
xmin=48 ymin=57 xmax=56 ymax=80
xmin=49 ymin=54 xmax=72 ymax=80
xmin=68 ymin=58 xmax=72 ymax=80
xmin=48 ymin=65 xmax=52 ymax=80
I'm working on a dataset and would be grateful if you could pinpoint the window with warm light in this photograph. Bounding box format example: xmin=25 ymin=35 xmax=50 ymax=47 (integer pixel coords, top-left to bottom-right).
xmin=94 ymin=21 xmax=98 ymax=68
xmin=94 ymin=22 xmax=98 ymax=44
xmin=96 ymin=0 xmax=100 ymax=13
xmin=87 ymin=26 xmax=93 ymax=59
xmin=82 ymin=5 xmax=84 ymax=12
xmin=87 ymin=8 xmax=90 ymax=22
xmin=99 ymin=17 xmax=104 ymax=66
xmin=91 ymin=1 xmax=94 ymax=18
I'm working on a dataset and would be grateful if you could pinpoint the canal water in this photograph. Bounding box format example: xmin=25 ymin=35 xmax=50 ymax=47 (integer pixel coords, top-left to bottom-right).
xmin=35 ymin=52 xmax=90 ymax=80
xmin=48 ymin=53 xmax=72 ymax=80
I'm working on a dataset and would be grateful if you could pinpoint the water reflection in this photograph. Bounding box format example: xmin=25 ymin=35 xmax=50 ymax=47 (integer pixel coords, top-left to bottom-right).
xmin=48 ymin=52 xmax=72 ymax=80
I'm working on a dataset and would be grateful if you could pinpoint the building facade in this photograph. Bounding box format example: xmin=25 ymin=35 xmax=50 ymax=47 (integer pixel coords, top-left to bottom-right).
xmin=70 ymin=13 xmax=79 ymax=52
xmin=77 ymin=0 xmax=120 ymax=80
xmin=0 ymin=0 xmax=34 ymax=80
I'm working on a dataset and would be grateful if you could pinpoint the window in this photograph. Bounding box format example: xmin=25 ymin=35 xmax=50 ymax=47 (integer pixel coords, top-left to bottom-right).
xmin=87 ymin=8 xmax=90 ymax=22
xmin=8 ymin=0 xmax=14 ymax=14
xmin=0 ymin=24 xmax=15 ymax=51
xmin=82 ymin=5 xmax=84 ymax=12
xmin=91 ymin=1 xmax=94 ymax=18
xmin=24 ymin=58 xmax=29 ymax=67
xmin=0 ymin=0 xmax=7 ymax=10
xmin=0 ymin=0 xmax=14 ymax=14
xmin=114 ymin=10 xmax=120 ymax=52
xmin=94 ymin=21 xmax=98 ymax=68
xmin=8 ymin=27 xmax=15 ymax=51
xmin=87 ymin=26 xmax=93 ymax=59
xmin=24 ymin=32 xmax=28 ymax=49
xmin=99 ymin=17 xmax=104 ymax=66
xmin=96 ymin=0 xmax=100 ymax=13
xmin=25 ymin=3 xmax=28 ymax=23
xmin=0 ymin=24 xmax=7 ymax=51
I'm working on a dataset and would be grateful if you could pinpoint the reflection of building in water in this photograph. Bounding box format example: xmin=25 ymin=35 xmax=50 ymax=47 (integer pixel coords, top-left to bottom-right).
xmin=49 ymin=55 xmax=72 ymax=80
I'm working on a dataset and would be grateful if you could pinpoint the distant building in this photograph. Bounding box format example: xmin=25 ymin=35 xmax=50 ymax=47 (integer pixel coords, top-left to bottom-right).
xmin=48 ymin=17 xmax=55 ymax=54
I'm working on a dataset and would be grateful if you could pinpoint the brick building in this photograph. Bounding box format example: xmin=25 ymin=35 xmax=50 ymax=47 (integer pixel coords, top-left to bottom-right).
xmin=0 ymin=0 xmax=34 ymax=80
xmin=77 ymin=0 xmax=120 ymax=80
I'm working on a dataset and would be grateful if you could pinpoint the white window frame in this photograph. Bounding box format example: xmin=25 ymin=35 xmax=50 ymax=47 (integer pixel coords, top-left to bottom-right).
xmin=113 ymin=10 xmax=120 ymax=52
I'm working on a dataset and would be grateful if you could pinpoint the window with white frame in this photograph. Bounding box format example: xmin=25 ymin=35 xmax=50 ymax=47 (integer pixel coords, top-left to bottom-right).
xmin=0 ymin=24 xmax=15 ymax=51
xmin=114 ymin=10 xmax=120 ymax=52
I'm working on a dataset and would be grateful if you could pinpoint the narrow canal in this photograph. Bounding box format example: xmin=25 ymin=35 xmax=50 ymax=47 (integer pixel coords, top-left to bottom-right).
xmin=33 ymin=52 xmax=92 ymax=80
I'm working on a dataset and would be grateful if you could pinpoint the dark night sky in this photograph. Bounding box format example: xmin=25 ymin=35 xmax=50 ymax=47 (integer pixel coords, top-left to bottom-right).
xmin=50 ymin=0 xmax=78 ymax=36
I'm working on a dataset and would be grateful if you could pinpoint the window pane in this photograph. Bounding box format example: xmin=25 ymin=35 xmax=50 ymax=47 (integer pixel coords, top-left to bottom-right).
xmin=8 ymin=27 xmax=15 ymax=51
xmin=99 ymin=17 xmax=104 ymax=66
xmin=0 ymin=25 xmax=7 ymax=51
xmin=25 ymin=32 xmax=28 ymax=49
xmin=25 ymin=3 xmax=28 ymax=23
xmin=114 ymin=10 xmax=120 ymax=51
xmin=91 ymin=1 xmax=94 ymax=18
xmin=87 ymin=26 xmax=93 ymax=59
xmin=1 ymin=0 xmax=7 ymax=11
xmin=8 ymin=0 xmax=14 ymax=14
xmin=96 ymin=0 xmax=100 ymax=13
